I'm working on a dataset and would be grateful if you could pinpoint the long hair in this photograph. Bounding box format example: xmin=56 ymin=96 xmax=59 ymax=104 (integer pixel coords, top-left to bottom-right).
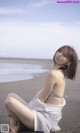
xmin=53 ymin=45 xmax=78 ymax=80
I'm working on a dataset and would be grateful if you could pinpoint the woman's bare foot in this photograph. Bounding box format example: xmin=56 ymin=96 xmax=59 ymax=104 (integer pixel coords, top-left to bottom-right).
xmin=9 ymin=127 xmax=15 ymax=133
xmin=8 ymin=114 xmax=20 ymax=133
xmin=9 ymin=124 xmax=20 ymax=133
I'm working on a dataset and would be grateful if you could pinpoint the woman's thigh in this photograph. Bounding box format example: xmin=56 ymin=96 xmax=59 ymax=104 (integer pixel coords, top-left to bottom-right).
xmin=7 ymin=97 xmax=34 ymax=129
xmin=7 ymin=93 xmax=28 ymax=106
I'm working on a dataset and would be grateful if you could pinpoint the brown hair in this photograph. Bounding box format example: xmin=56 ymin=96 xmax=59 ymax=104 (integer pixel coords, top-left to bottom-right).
xmin=53 ymin=45 xmax=78 ymax=80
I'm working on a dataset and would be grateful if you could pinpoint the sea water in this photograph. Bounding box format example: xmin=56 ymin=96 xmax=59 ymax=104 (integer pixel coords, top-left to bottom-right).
xmin=0 ymin=63 xmax=48 ymax=82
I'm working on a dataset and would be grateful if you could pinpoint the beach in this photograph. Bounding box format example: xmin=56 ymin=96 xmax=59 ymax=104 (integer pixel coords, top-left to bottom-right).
xmin=0 ymin=58 xmax=80 ymax=133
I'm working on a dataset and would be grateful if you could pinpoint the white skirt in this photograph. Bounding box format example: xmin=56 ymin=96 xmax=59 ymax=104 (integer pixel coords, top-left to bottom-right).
xmin=28 ymin=91 xmax=66 ymax=133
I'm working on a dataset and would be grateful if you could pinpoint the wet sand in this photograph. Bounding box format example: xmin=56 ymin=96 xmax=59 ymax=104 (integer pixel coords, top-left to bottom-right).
xmin=0 ymin=58 xmax=80 ymax=133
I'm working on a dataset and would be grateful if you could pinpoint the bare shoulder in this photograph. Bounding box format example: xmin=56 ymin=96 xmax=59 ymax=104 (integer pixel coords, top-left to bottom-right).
xmin=48 ymin=70 xmax=64 ymax=80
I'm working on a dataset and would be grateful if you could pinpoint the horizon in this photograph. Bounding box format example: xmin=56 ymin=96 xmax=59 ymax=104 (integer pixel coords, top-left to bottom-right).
xmin=0 ymin=57 xmax=80 ymax=62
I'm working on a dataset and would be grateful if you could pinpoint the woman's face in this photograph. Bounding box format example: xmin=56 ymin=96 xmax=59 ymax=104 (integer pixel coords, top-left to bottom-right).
xmin=54 ymin=50 xmax=69 ymax=65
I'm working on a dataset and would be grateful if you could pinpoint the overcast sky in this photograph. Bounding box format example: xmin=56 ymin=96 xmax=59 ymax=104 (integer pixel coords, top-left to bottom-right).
xmin=0 ymin=0 xmax=80 ymax=59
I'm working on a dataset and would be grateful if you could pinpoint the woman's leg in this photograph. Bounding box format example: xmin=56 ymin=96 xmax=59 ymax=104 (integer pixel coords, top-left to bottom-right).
xmin=5 ymin=96 xmax=34 ymax=130
xmin=5 ymin=108 xmax=20 ymax=133
xmin=6 ymin=93 xmax=28 ymax=106
xmin=5 ymin=93 xmax=29 ymax=131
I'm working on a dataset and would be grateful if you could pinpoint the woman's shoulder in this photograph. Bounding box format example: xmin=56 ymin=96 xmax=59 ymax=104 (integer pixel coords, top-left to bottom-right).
xmin=48 ymin=70 xmax=64 ymax=79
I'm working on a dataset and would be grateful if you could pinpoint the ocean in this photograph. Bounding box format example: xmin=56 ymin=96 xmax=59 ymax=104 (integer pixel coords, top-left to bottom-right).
xmin=0 ymin=63 xmax=48 ymax=82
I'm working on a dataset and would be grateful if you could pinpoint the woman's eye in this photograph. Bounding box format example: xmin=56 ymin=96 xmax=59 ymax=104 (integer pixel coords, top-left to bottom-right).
xmin=62 ymin=52 xmax=67 ymax=57
xmin=63 ymin=54 xmax=66 ymax=57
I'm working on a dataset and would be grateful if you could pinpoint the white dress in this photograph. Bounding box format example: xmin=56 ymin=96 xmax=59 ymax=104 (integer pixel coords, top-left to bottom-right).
xmin=28 ymin=91 xmax=66 ymax=133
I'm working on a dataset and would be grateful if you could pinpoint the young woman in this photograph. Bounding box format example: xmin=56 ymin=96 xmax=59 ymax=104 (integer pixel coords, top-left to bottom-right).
xmin=5 ymin=45 xmax=78 ymax=133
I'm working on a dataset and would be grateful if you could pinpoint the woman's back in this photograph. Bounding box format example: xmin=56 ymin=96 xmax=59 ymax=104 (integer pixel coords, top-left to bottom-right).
xmin=46 ymin=70 xmax=66 ymax=105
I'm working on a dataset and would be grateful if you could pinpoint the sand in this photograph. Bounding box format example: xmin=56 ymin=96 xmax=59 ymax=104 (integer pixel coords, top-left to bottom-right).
xmin=0 ymin=58 xmax=80 ymax=133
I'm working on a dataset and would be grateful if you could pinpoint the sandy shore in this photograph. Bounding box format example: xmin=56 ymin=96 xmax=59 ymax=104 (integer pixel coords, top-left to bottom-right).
xmin=0 ymin=58 xmax=80 ymax=133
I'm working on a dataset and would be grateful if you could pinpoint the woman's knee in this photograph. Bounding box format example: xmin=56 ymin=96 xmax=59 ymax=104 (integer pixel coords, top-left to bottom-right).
xmin=5 ymin=93 xmax=17 ymax=105
xmin=7 ymin=93 xmax=17 ymax=99
xmin=5 ymin=96 xmax=15 ymax=109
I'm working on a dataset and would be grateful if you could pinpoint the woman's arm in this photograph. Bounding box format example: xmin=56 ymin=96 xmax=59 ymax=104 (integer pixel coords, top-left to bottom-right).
xmin=39 ymin=70 xmax=56 ymax=103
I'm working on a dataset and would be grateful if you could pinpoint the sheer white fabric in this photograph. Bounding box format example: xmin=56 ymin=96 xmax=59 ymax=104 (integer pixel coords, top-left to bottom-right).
xmin=28 ymin=91 xmax=66 ymax=133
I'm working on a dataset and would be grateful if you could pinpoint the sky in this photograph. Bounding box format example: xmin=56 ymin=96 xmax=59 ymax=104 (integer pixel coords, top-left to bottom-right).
xmin=0 ymin=0 xmax=80 ymax=59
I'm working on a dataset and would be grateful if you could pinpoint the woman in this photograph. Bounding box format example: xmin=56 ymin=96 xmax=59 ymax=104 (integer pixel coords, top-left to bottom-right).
xmin=5 ymin=45 xmax=78 ymax=133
